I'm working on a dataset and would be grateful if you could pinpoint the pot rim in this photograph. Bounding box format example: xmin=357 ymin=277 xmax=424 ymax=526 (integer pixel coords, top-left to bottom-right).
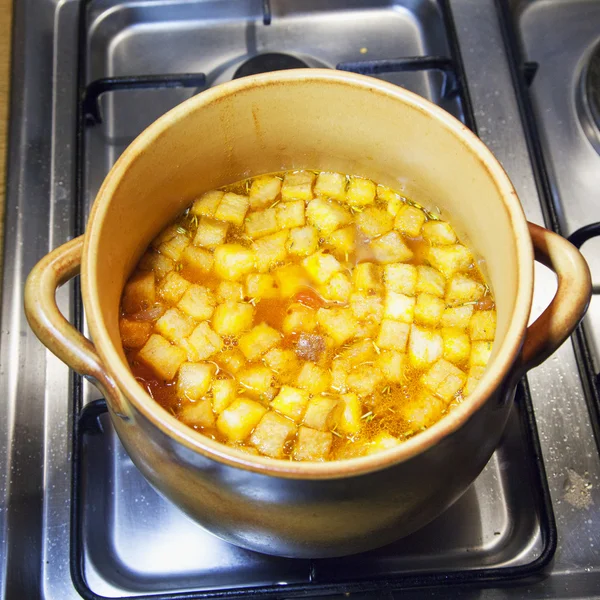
xmin=82 ymin=69 xmax=533 ymax=479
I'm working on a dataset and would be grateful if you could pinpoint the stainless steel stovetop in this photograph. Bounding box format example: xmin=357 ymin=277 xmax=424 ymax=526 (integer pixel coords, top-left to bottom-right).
xmin=1 ymin=1 xmax=600 ymax=598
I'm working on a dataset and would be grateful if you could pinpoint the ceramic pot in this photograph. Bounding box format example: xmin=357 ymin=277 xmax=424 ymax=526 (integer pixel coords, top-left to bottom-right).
xmin=24 ymin=70 xmax=591 ymax=558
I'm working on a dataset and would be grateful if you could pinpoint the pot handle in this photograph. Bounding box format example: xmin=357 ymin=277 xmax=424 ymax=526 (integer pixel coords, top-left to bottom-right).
xmin=517 ymin=222 xmax=592 ymax=374
xmin=24 ymin=236 xmax=132 ymax=421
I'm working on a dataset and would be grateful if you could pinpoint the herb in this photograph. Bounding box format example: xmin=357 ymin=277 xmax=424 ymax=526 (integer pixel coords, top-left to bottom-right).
xmin=330 ymin=429 xmax=342 ymax=438
xmin=361 ymin=411 xmax=374 ymax=422
xmin=176 ymin=225 xmax=188 ymax=235
xmin=372 ymin=341 xmax=381 ymax=355
xmin=175 ymin=263 xmax=183 ymax=272
xmin=381 ymin=385 xmax=392 ymax=395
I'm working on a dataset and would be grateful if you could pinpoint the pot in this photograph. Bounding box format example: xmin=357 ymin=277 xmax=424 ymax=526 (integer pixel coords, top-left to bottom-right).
xmin=24 ymin=70 xmax=591 ymax=558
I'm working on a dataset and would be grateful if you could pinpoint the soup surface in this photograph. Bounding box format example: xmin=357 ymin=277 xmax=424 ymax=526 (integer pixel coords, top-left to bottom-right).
xmin=119 ymin=171 xmax=496 ymax=461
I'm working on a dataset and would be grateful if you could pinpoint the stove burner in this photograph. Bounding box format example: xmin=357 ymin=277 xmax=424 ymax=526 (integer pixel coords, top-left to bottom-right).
xmin=577 ymin=40 xmax=600 ymax=153
xmin=233 ymin=53 xmax=309 ymax=79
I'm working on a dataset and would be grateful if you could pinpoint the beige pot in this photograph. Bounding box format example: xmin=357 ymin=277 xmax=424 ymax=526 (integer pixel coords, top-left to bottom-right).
xmin=24 ymin=70 xmax=591 ymax=558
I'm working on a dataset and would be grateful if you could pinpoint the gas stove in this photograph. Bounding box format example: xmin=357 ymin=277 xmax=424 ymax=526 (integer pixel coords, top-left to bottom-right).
xmin=1 ymin=1 xmax=600 ymax=598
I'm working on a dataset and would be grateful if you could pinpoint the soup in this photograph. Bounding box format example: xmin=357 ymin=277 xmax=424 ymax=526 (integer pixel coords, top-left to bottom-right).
xmin=119 ymin=171 xmax=496 ymax=461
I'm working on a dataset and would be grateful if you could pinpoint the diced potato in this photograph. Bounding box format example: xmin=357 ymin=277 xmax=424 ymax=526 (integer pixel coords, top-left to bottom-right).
xmin=119 ymin=318 xmax=152 ymax=349
xmin=245 ymin=273 xmax=279 ymax=299
xmin=138 ymin=334 xmax=186 ymax=381
xmin=296 ymin=362 xmax=331 ymax=394
xmin=273 ymin=264 xmax=310 ymax=298
xmin=177 ymin=362 xmax=216 ymax=401
xmin=253 ymin=231 xmax=289 ymax=273
xmin=190 ymin=190 xmax=224 ymax=217
xmin=441 ymin=305 xmax=474 ymax=329
xmin=177 ymin=284 xmax=216 ymax=321
xmin=339 ymin=339 xmax=377 ymax=366
xmin=303 ymin=395 xmax=341 ymax=431
xmin=122 ymin=271 xmax=156 ymax=314
xmin=293 ymin=426 xmax=332 ymax=461
xmin=238 ymin=323 xmax=281 ymax=361
xmin=211 ymin=378 xmax=237 ymax=413
xmin=414 ymin=293 xmax=445 ymax=327
xmin=399 ymin=389 xmax=445 ymax=430
xmin=377 ymin=185 xmax=405 ymax=217
xmin=346 ymin=364 xmax=384 ymax=396
xmin=383 ymin=263 xmax=417 ymax=295
xmin=421 ymin=359 xmax=466 ymax=401
xmin=158 ymin=271 xmax=191 ymax=304
xmin=216 ymin=281 xmax=244 ymax=303
xmin=211 ymin=301 xmax=254 ymax=336
xmin=276 ymin=199 xmax=305 ymax=229
xmin=320 ymin=272 xmax=352 ymax=303
xmin=179 ymin=400 xmax=215 ymax=428
xmin=244 ymin=208 xmax=278 ymax=239
xmin=158 ymin=232 xmax=190 ymax=262
xmin=217 ymin=398 xmax=268 ymax=442
xmin=271 ymin=385 xmax=310 ymax=422
xmin=470 ymin=341 xmax=493 ymax=367
xmin=314 ymin=171 xmax=347 ymax=201
xmin=428 ymin=245 xmax=474 ymax=278
xmin=384 ymin=291 xmax=416 ymax=323
xmin=282 ymin=303 xmax=317 ymax=335
xmin=156 ymin=308 xmax=195 ymax=342
xmin=214 ymin=192 xmax=249 ymax=226
xmin=306 ymin=198 xmax=352 ymax=235
xmin=350 ymin=293 xmax=384 ymax=320
xmin=181 ymin=245 xmax=213 ymax=276
xmin=371 ymin=231 xmax=414 ymax=264
xmin=408 ymin=325 xmax=443 ymax=368
xmin=377 ymin=319 xmax=410 ymax=352
xmin=213 ymin=244 xmax=255 ymax=281
xmin=250 ymin=411 xmax=297 ymax=458
xmin=193 ymin=217 xmax=229 ymax=249
xmin=330 ymin=358 xmax=349 ymax=392
xmin=377 ymin=350 xmax=405 ymax=382
xmin=355 ymin=320 xmax=380 ymax=339
xmin=287 ymin=225 xmax=319 ymax=257
xmin=366 ymin=432 xmax=400 ymax=455
xmin=238 ymin=365 xmax=277 ymax=401
xmin=139 ymin=251 xmax=174 ymax=280
xmin=346 ymin=176 xmax=376 ymax=207
xmin=326 ymin=226 xmax=356 ymax=258
xmin=469 ymin=310 xmax=497 ymax=341
xmin=264 ymin=348 xmax=301 ymax=383
xmin=151 ymin=225 xmax=180 ymax=249
xmin=281 ymin=170 xmax=315 ymax=201
xmin=352 ymin=262 xmax=382 ymax=291
xmin=337 ymin=393 xmax=362 ymax=435
xmin=356 ymin=207 xmax=394 ymax=238
xmin=422 ymin=221 xmax=457 ymax=245
xmin=446 ymin=274 xmax=486 ymax=306
xmin=394 ymin=205 xmax=426 ymax=237
xmin=442 ymin=327 xmax=471 ymax=364
xmin=317 ymin=307 xmax=358 ymax=345
xmin=303 ymin=251 xmax=342 ymax=285
xmin=235 ymin=446 xmax=260 ymax=456
xmin=464 ymin=365 xmax=487 ymax=396
xmin=184 ymin=322 xmax=223 ymax=361
xmin=416 ymin=265 xmax=446 ymax=297
xmin=249 ymin=175 xmax=282 ymax=209
xmin=216 ymin=348 xmax=246 ymax=374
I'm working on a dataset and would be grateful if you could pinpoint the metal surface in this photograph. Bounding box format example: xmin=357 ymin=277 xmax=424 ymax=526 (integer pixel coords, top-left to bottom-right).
xmin=0 ymin=0 xmax=599 ymax=598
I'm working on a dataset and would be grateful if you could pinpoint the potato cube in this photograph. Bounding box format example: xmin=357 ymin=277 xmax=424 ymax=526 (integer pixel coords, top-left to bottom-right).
xmin=303 ymin=395 xmax=341 ymax=431
xmin=214 ymin=192 xmax=249 ymax=226
xmin=271 ymin=386 xmax=310 ymax=422
xmin=245 ymin=208 xmax=278 ymax=239
xmin=138 ymin=334 xmax=186 ymax=381
xmin=190 ymin=190 xmax=223 ymax=217
xmin=377 ymin=185 xmax=404 ymax=217
xmin=122 ymin=271 xmax=156 ymax=314
xmin=276 ymin=199 xmax=305 ymax=229
xmin=184 ymin=322 xmax=223 ymax=361
xmin=377 ymin=319 xmax=410 ymax=352
xmin=346 ymin=176 xmax=376 ymax=207
xmin=158 ymin=233 xmax=190 ymax=262
xmin=442 ymin=327 xmax=471 ymax=364
xmin=326 ymin=226 xmax=356 ymax=258
xmin=330 ymin=358 xmax=349 ymax=392
xmin=399 ymin=390 xmax=445 ymax=430
xmin=338 ymin=393 xmax=362 ymax=435
xmin=245 ymin=273 xmax=279 ymax=299
xmin=350 ymin=293 xmax=384 ymax=320
xmin=177 ymin=285 xmax=216 ymax=321
xmin=377 ymin=350 xmax=405 ymax=382
xmin=211 ymin=378 xmax=237 ymax=413
xmin=414 ymin=293 xmax=445 ymax=327
xmin=238 ymin=365 xmax=277 ymax=401
xmin=416 ymin=265 xmax=446 ymax=297
xmin=216 ymin=348 xmax=246 ymax=374
xmin=217 ymin=398 xmax=267 ymax=442
xmin=383 ymin=263 xmax=417 ymax=295
xmin=193 ymin=217 xmax=229 ymax=248
xmin=429 ymin=244 xmax=474 ymax=278
xmin=470 ymin=341 xmax=493 ymax=367
xmin=394 ymin=205 xmax=427 ymax=237
xmin=296 ymin=362 xmax=331 ymax=394
xmin=446 ymin=274 xmax=486 ymax=306
xmin=306 ymin=198 xmax=352 ymax=235
xmin=158 ymin=271 xmax=191 ymax=304
xmin=384 ymin=291 xmax=416 ymax=323
xmin=287 ymin=225 xmax=319 ymax=257
xmin=339 ymin=339 xmax=377 ymax=366
xmin=421 ymin=221 xmax=457 ymax=245
xmin=282 ymin=303 xmax=317 ymax=335
xmin=139 ymin=252 xmax=174 ymax=280
xmin=366 ymin=432 xmax=401 ymax=455
xmin=249 ymin=175 xmax=282 ymax=209
xmin=356 ymin=207 xmax=394 ymax=238
xmin=408 ymin=325 xmax=443 ymax=368
xmin=464 ymin=365 xmax=487 ymax=396
xmin=371 ymin=231 xmax=414 ymax=264
xmin=293 ymin=426 xmax=332 ymax=461
xmin=320 ymin=272 xmax=352 ymax=303
xmin=317 ymin=307 xmax=358 ymax=345
xmin=469 ymin=310 xmax=497 ymax=341
xmin=441 ymin=305 xmax=474 ymax=329
xmin=213 ymin=244 xmax=255 ymax=282
xmin=273 ymin=264 xmax=310 ymax=297
xmin=216 ymin=281 xmax=244 ymax=303
xmin=303 ymin=251 xmax=342 ymax=285
xmin=179 ymin=399 xmax=215 ymax=428
xmin=177 ymin=362 xmax=216 ymax=401
xmin=250 ymin=411 xmax=297 ymax=458
xmin=314 ymin=171 xmax=346 ymax=201
xmin=211 ymin=301 xmax=254 ymax=336
xmin=156 ymin=308 xmax=195 ymax=342
xmin=238 ymin=323 xmax=281 ymax=361
xmin=352 ymin=262 xmax=382 ymax=291
xmin=119 ymin=318 xmax=152 ymax=349
xmin=180 ymin=245 xmax=213 ymax=276
xmin=281 ymin=170 xmax=315 ymax=201
xmin=253 ymin=231 xmax=288 ymax=273
xmin=264 ymin=348 xmax=301 ymax=383
xmin=421 ymin=359 xmax=466 ymax=401
xmin=347 ymin=364 xmax=384 ymax=396
xmin=355 ymin=320 xmax=379 ymax=339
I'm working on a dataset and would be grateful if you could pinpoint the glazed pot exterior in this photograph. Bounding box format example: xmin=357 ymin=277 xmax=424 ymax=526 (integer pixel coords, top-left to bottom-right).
xmin=24 ymin=70 xmax=591 ymax=558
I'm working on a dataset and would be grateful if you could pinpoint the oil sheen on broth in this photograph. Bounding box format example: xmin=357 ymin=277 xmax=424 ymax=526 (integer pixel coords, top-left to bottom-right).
xmin=119 ymin=171 xmax=496 ymax=461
